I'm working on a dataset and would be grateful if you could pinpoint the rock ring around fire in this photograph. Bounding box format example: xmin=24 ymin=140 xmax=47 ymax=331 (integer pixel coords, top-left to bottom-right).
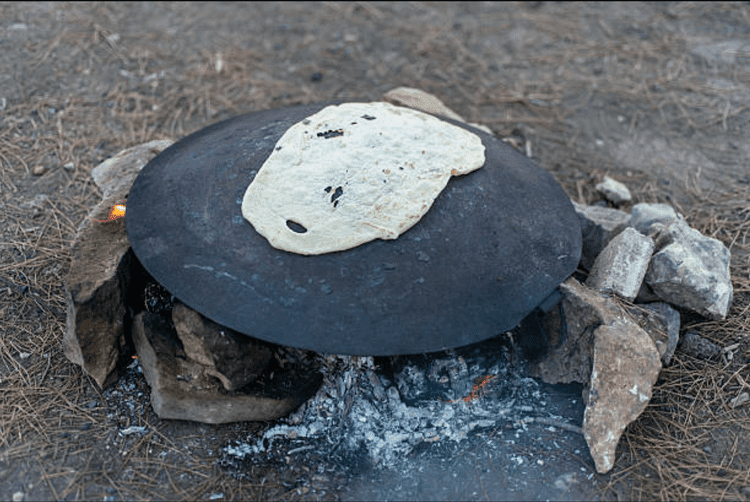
xmin=126 ymin=102 xmax=581 ymax=355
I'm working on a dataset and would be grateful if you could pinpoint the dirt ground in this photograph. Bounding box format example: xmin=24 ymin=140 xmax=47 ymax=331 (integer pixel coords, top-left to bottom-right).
xmin=1 ymin=2 xmax=749 ymax=501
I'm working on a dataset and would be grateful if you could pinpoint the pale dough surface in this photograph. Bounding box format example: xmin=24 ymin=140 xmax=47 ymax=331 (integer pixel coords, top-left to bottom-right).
xmin=241 ymin=102 xmax=485 ymax=255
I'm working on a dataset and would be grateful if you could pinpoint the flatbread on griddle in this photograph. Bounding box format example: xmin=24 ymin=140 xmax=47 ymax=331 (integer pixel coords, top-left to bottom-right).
xmin=241 ymin=101 xmax=485 ymax=255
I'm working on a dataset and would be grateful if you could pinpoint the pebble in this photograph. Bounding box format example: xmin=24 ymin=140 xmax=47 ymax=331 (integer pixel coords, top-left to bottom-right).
xmin=12 ymin=492 xmax=25 ymax=502
xmin=679 ymin=331 xmax=721 ymax=360
xmin=595 ymin=176 xmax=632 ymax=204
xmin=730 ymin=392 xmax=749 ymax=408
xmin=31 ymin=165 xmax=46 ymax=176
xmin=63 ymin=161 xmax=75 ymax=172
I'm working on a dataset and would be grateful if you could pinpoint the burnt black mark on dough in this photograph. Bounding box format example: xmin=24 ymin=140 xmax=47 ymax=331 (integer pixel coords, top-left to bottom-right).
xmin=330 ymin=186 xmax=343 ymax=203
xmin=286 ymin=220 xmax=307 ymax=233
xmin=317 ymin=129 xmax=344 ymax=139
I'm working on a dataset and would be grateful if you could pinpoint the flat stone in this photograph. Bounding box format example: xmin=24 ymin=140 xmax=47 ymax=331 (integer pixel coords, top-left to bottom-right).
xmin=583 ymin=321 xmax=661 ymax=474
xmin=383 ymin=87 xmax=494 ymax=134
xmin=171 ymin=302 xmax=273 ymax=391
xmin=132 ymin=311 xmax=322 ymax=424
xmin=64 ymin=141 xmax=173 ymax=388
xmin=572 ymin=201 xmax=632 ymax=271
xmin=595 ymin=176 xmax=632 ymax=204
xmin=629 ymin=202 xmax=679 ymax=235
xmin=585 ymin=227 xmax=655 ymax=301
xmin=645 ymin=220 xmax=733 ymax=319
xmin=63 ymin=225 xmax=132 ymax=388
xmin=383 ymin=87 xmax=465 ymax=122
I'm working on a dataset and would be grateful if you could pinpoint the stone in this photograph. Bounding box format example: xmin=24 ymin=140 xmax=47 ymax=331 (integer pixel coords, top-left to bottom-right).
xmin=595 ymin=176 xmax=631 ymax=204
xmin=383 ymin=86 xmax=494 ymax=134
xmin=639 ymin=303 xmax=680 ymax=365
xmin=132 ymin=311 xmax=322 ymax=424
xmin=572 ymin=201 xmax=631 ymax=271
xmin=645 ymin=220 xmax=733 ymax=319
xmin=171 ymin=302 xmax=273 ymax=391
xmin=383 ymin=87 xmax=465 ymax=122
xmin=730 ymin=392 xmax=749 ymax=409
xmin=63 ymin=141 xmax=174 ymax=388
xmin=530 ymin=277 xmax=623 ymax=385
xmin=634 ymin=282 xmax=661 ymax=303
xmin=91 ymin=139 xmax=175 ymax=199
xmin=583 ymin=321 xmax=661 ymax=474
xmin=679 ymin=331 xmax=722 ymax=360
xmin=585 ymin=227 xmax=655 ymax=301
xmin=629 ymin=202 xmax=679 ymax=234
xmin=531 ymin=278 xmax=664 ymax=474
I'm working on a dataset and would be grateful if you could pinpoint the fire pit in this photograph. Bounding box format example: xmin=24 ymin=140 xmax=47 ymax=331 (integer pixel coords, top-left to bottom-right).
xmin=64 ymin=92 xmax=733 ymax=482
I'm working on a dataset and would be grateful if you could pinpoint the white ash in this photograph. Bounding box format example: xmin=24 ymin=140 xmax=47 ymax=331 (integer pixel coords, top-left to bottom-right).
xmin=224 ymin=342 xmax=574 ymax=469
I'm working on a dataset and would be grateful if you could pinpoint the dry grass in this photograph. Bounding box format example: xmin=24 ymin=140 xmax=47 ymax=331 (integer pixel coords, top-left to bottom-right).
xmin=1 ymin=2 xmax=750 ymax=500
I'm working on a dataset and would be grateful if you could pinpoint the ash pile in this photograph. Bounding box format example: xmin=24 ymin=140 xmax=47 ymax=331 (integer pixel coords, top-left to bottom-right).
xmin=222 ymin=339 xmax=564 ymax=470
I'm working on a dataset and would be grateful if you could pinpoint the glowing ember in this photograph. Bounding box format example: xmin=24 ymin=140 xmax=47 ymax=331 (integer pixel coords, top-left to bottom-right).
xmin=94 ymin=204 xmax=126 ymax=223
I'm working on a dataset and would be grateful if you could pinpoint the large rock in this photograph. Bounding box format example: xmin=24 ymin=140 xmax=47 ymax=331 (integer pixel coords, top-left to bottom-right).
xmin=132 ymin=311 xmax=321 ymax=424
xmin=645 ymin=220 xmax=733 ymax=319
xmin=585 ymin=227 xmax=655 ymax=301
xmin=530 ymin=278 xmax=622 ymax=385
xmin=64 ymin=140 xmax=174 ymax=388
xmin=63 ymin=228 xmax=133 ymax=388
xmin=572 ymin=202 xmax=631 ymax=271
xmin=583 ymin=321 xmax=661 ymax=474
xmin=531 ymin=278 xmax=666 ymax=474
xmin=171 ymin=302 xmax=273 ymax=391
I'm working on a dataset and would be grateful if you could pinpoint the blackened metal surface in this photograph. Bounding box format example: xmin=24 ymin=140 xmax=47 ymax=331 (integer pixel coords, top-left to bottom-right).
xmin=126 ymin=103 xmax=581 ymax=355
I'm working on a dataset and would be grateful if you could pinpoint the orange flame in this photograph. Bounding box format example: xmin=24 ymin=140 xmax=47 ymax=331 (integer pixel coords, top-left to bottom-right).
xmin=94 ymin=204 xmax=126 ymax=223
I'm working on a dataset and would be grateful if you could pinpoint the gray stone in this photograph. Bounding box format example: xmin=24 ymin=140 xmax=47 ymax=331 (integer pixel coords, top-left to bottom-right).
xmin=679 ymin=331 xmax=721 ymax=360
xmin=645 ymin=221 xmax=733 ymax=319
xmin=572 ymin=201 xmax=631 ymax=271
xmin=583 ymin=321 xmax=661 ymax=474
xmin=585 ymin=227 xmax=655 ymax=301
xmin=634 ymin=282 xmax=661 ymax=303
xmin=132 ymin=311 xmax=321 ymax=424
xmin=595 ymin=176 xmax=631 ymax=204
xmin=171 ymin=302 xmax=272 ymax=391
xmin=629 ymin=203 xmax=679 ymax=234
xmin=63 ymin=141 xmax=174 ymax=388
xmin=629 ymin=302 xmax=681 ymax=365
xmin=730 ymin=392 xmax=749 ymax=409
